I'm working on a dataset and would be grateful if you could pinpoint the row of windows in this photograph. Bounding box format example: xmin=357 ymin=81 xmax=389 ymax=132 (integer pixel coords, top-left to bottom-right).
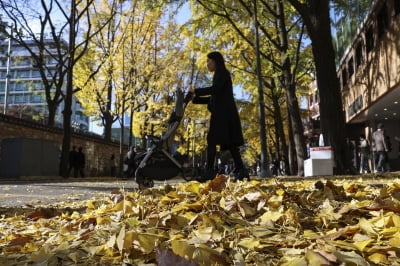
xmin=0 ymin=95 xmax=88 ymax=122
xmin=75 ymin=113 xmax=89 ymax=124
xmin=339 ymin=0 xmax=400 ymax=89
xmin=0 ymin=69 xmax=56 ymax=79
xmin=0 ymin=94 xmax=44 ymax=104
xmin=0 ymin=81 xmax=44 ymax=92
xmin=0 ymin=55 xmax=59 ymax=68
xmin=309 ymin=92 xmax=320 ymax=106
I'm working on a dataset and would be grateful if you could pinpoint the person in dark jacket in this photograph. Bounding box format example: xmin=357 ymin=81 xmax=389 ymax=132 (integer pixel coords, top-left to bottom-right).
xmin=74 ymin=146 xmax=85 ymax=178
xmin=189 ymin=51 xmax=249 ymax=181
xmin=68 ymin=146 xmax=77 ymax=177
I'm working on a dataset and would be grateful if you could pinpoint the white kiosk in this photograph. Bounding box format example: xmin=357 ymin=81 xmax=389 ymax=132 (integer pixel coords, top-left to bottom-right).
xmin=304 ymin=146 xmax=334 ymax=176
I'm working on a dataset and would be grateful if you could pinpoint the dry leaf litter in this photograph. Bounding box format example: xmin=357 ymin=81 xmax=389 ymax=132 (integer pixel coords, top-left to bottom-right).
xmin=1 ymin=174 xmax=400 ymax=265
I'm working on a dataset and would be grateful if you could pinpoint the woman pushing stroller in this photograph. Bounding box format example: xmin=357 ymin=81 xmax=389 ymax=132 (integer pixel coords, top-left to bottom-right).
xmin=189 ymin=51 xmax=249 ymax=181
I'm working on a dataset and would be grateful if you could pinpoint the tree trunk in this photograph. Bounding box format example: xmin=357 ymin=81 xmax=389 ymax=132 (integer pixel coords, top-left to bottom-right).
xmin=277 ymin=0 xmax=306 ymax=176
xmin=271 ymin=93 xmax=289 ymax=169
xmin=59 ymin=0 xmax=76 ymax=178
xmin=288 ymin=0 xmax=352 ymax=174
xmin=286 ymin=107 xmax=296 ymax=175
xmin=47 ymin=101 xmax=57 ymax=127
xmin=103 ymin=112 xmax=113 ymax=141
xmin=129 ymin=106 xmax=134 ymax=147
xmin=254 ymin=0 xmax=270 ymax=177
xmin=285 ymin=85 xmax=306 ymax=175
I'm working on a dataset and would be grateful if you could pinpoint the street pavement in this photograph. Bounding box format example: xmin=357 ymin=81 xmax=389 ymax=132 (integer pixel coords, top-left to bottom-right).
xmin=0 ymin=176 xmax=187 ymax=208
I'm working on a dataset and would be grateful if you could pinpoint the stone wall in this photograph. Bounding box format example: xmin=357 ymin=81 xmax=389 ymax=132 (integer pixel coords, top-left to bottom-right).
xmin=0 ymin=114 xmax=128 ymax=177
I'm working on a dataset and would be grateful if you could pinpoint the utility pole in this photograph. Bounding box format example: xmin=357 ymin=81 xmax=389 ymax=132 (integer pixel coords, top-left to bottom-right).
xmin=3 ymin=37 xmax=11 ymax=115
xmin=253 ymin=0 xmax=269 ymax=177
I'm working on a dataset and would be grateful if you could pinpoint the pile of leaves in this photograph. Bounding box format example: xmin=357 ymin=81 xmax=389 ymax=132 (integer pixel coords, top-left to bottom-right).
xmin=1 ymin=175 xmax=400 ymax=265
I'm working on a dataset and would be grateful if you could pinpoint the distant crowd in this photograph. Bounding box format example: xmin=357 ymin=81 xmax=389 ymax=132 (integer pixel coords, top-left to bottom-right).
xmin=67 ymin=146 xmax=86 ymax=178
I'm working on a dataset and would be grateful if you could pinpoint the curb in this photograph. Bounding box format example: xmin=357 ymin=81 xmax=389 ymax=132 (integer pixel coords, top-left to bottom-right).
xmin=0 ymin=176 xmax=129 ymax=183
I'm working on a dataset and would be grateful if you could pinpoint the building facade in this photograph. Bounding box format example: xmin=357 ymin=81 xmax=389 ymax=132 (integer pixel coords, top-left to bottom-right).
xmin=0 ymin=39 xmax=89 ymax=130
xmin=307 ymin=0 xmax=400 ymax=170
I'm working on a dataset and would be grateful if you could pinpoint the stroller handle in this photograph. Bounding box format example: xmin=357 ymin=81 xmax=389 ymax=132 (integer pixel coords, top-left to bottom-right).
xmin=183 ymin=91 xmax=194 ymax=105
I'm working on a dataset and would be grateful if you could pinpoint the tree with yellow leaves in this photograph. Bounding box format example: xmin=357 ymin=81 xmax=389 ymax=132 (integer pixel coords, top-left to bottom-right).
xmin=186 ymin=0 xmax=313 ymax=175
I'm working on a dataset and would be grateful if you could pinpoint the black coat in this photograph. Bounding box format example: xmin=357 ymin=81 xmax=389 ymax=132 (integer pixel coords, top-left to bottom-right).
xmin=193 ymin=69 xmax=244 ymax=149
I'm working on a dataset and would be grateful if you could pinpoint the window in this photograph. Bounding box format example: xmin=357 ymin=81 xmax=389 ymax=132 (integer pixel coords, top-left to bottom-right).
xmin=395 ymin=0 xmax=400 ymax=16
xmin=7 ymin=95 xmax=14 ymax=104
xmin=15 ymin=70 xmax=30 ymax=78
xmin=12 ymin=58 xmax=30 ymax=67
xmin=0 ymin=82 xmax=4 ymax=92
xmin=0 ymin=71 xmax=7 ymax=79
xmin=355 ymin=42 xmax=364 ymax=69
xmin=8 ymin=71 xmax=15 ymax=79
xmin=0 ymin=95 xmax=4 ymax=104
xmin=348 ymin=57 xmax=354 ymax=79
xmin=15 ymin=82 xmax=28 ymax=91
xmin=47 ymin=57 xmax=58 ymax=65
xmin=377 ymin=3 xmax=389 ymax=38
xmin=366 ymin=26 xmax=374 ymax=54
xmin=31 ymin=70 xmax=41 ymax=78
xmin=47 ymin=69 xmax=55 ymax=77
xmin=342 ymin=68 xmax=347 ymax=87
xmin=15 ymin=94 xmax=27 ymax=103
xmin=30 ymin=94 xmax=42 ymax=103
xmin=17 ymin=58 xmax=31 ymax=66
xmin=31 ymin=81 xmax=43 ymax=91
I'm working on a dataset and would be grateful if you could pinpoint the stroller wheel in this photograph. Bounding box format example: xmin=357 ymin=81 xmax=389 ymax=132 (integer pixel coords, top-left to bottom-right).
xmin=135 ymin=168 xmax=154 ymax=189
xmin=138 ymin=179 xmax=154 ymax=189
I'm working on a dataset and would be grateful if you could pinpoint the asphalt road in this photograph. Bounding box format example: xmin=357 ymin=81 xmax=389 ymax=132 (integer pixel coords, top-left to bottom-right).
xmin=0 ymin=177 xmax=186 ymax=209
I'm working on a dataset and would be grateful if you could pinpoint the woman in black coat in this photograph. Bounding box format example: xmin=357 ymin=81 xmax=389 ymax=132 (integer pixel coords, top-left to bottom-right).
xmin=190 ymin=51 xmax=249 ymax=181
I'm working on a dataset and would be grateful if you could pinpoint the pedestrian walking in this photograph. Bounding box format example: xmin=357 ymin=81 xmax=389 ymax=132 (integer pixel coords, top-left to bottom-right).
xmin=279 ymin=156 xmax=287 ymax=176
xmin=110 ymin=154 xmax=117 ymax=177
xmin=372 ymin=123 xmax=389 ymax=172
xmin=189 ymin=51 xmax=249 ymax=181
xmin=68 ymin=146 xmax=77 ymax=177
xmin=358 ymin=134 xmax=370 ymax=173
xmin=74 ymin=146 xmax=85 ymax=178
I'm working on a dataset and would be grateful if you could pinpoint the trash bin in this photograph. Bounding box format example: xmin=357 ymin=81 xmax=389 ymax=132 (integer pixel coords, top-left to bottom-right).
xmin=304 ymin=146 xmax=334 ymax=176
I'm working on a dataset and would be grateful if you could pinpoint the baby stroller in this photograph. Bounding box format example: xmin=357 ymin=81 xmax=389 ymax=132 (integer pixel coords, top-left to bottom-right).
xmin=135 ymin=89 xmax=201 ymax=188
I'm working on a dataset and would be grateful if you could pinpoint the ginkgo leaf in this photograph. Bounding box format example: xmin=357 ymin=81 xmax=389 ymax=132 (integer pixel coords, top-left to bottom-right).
xmin=238 ymin=202 xmax=256 ymax=218
xmin=281 ymin=257 xmax=308 ymax=266
xmin=353 ymin=240 xmax=374 ymax=251
xmin=368 ymin=252 xmax=388 ymax=264
xmin=334 ymin=250 xmax=370 ymax=266
xmin=359 ymin=218 xmax=378 ymax=236
xmin=116 ymin=226 xmax=125 ymax=252
xmin=187 ymin=227 xmax=213 ymax=244
xmin=305 ymin=249 xmax=331 ymax=265
xmin=258 ymin=209 xmax=283 ymax=223
xmin=238 ymin=238 xmax=261 ymax=249
xmin=171 ymin=239 xmax=196 ymax=258
xmin=2 ymin=175 xmax=400 ymax=265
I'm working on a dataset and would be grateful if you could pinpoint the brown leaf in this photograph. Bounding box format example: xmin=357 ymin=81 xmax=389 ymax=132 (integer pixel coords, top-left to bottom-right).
xmin=26 ymin=208 xmax=59 ymax=220
xmin=310 ymin=225 xmax=360 ymax=240
xmin=202 ymin=174 xmax=229 ymax=194
xmin=7 ymin=235 xmax=33 ymax=247
xmin=109 ymin=190 xmax=124 ymax=203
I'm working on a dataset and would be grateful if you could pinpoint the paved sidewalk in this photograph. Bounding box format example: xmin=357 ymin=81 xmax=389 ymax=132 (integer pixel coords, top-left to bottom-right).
xmin=0 ymin=176 xmax=186 ymax=208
